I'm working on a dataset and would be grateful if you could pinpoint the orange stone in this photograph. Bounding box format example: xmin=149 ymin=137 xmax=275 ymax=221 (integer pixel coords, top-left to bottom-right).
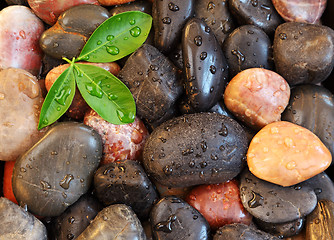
xmin=224 ymin=68 xmax=290 ymax=130
xmin=247 ymin=121 xmax=332 ymax=187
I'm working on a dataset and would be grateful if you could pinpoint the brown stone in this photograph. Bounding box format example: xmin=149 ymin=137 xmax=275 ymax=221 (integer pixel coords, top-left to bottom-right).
xmin=224 ymin=68 xmax=290 ymax=130
xmin=247 ymin=121 xmax=332 ymax=187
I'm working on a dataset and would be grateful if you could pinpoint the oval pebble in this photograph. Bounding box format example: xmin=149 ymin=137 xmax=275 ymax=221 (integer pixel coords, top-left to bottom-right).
xmin=150 ymin=196 xmax=210 ymax=240
xmin=224 ymin=68 xmax=290 ymax=130
xmin=12 ymin=122 xmax=103 ymax=217
xmin=94 ymin=160 xmax=158 ymax=219
xmin=0 ymin=68 xmax=46 ymax=161
xmin=273 ymin=22 xmax=334 ymax=86
xmin=239 ymin=168 xmax=318 ymax=223
xmin=247 ymin=121 xmax=332 ymax=186
xmin=143 ymin=112 xmax=248 ymax=188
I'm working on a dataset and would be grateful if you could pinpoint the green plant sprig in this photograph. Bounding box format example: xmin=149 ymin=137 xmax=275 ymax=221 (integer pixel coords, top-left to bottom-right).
xmin=38 ymin=11 xmax=152 ymax=130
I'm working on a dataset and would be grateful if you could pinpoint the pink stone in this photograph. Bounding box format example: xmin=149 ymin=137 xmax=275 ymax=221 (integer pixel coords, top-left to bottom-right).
xmin=0 ymin=6 xmax=44 ymax=76
xmin=272 ymin=0 xmax=327 ymax=24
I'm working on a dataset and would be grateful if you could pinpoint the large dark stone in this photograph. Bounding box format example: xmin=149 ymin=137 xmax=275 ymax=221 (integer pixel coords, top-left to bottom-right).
xmin=12 ymin=122 xmax=102 ymax=217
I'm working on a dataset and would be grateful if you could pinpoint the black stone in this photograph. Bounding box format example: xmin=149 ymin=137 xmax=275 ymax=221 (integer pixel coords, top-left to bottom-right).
xmin=12 ymin=122 xmax=102 ymax=217
xmin=182 ymin=18 xmax=229 ymax=112
xmin=223 ymin=25 xmax=273 ymax=78
xmin=150 ymin=196 xmax=210 ymax=240
xmin=273 ymin=22 xmax=334 ymax=86
xmin=152 ymin=0 xmax=194 ymax=53
xmin=194 ymin=0 xmax=236 ymax=47
xmin=94 ymin=160 xmax=158 ymax=219
xmin=213 ymin=223 xmax=279 ymax=240
xmin=118 ymin=44 xmax=183 ymax=124
xmin=143 ymin=112 xmax=248 ymax=188
xmin=239 ymin=168 xmax=317 ymax=223
xmin=76 ymin=204 xmax=146 ymax=239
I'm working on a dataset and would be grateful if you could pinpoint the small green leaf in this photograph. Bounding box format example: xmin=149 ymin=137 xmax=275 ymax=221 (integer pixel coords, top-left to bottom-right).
xmin=77 ymin=11 xmax=152 ymax=62
xmin=38 ymin=64 xmax=76 ymax=130
xmin=74 ymin=63 xmax=136 ymax=124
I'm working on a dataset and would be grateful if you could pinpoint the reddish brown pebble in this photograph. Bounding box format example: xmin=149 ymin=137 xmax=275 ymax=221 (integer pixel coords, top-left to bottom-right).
xmin=186 ymin=180 xmax=252 ymax=230
xmin=247 ymin=121 xmax=332 ymax=187
xmin=272 ymin=0 xmax=326 ymax=24
xmin=45 ymin=62 xmax=120 ymax=119
xmin=97 ymin=0 xmax=135 ymax=6
xmin=84 ymin=109 xmax=149 ymax=165
xmin=224 ymin=68 xmax=290 ymax=130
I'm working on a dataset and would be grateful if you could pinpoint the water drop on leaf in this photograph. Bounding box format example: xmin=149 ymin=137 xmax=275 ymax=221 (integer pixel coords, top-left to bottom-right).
xmin=106 ymin=35 xmax=114 ymax=41
xmin=106 ymin=46 xmax=119 ymax=55
xmin=55 ymin=86 xmax=72 ymax=106
xmin=130 ymin=26 xmax=141 ymax=37
xmin=129 ymin=19 xmax=136 ymax=25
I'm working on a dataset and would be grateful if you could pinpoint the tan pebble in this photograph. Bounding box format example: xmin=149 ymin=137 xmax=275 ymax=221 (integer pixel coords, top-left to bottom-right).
xmin=247 ymin=121 xmax=332 ymax=187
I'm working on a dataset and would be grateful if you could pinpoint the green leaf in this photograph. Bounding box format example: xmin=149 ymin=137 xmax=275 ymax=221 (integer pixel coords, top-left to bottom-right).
xmin=38 ymin=64 xmax=76 ymax=130
xmin=77 ymin=11 xmax=152 ymax=63
xmin=74 ymin=63 xmax=136 ymax=124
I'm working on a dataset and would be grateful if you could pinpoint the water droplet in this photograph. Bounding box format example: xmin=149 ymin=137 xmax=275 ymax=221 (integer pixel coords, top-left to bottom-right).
xmin=189 ymin=161 xmax=195 ymax=167
xmin=108 ymin=93 xmax=118 ymax=101
xmin=279 ymin=33 xmax=287 ymax=40
xmin=68 ymin=216 xmax=75 ymax=224
xmin=159 ymin=137 xmax=167 ymax=143
xmin=67 ymin=233 xmax=75 ymax=240
xmin=207 ymin=1 xmax=215 ymax=10
xmin=116 ymin=17 xmax=121 ymax=22
xmin=294 ymin=185 xmax=302 ymax=190
xmin=55 ymin=86 xmax=72 ymax=106
xmin=106 ymin=46 xmax=119 ymax=55
xmin=251 ymin=0 xmax=258 ymax=7
xmin=20 ymin=167 xmax=26 ymax=173
xmin=210 ymin=87 xmax=214 ymax=92
xmin=168 ymin=2 xmax=179 ymax=11
xmin=200 ymin=161 xmax=207 ymax=168
xmin=284 ymin=137 xmax=294 ymax=147
xmin=231 ymin=49 xmax=245 ymax=63
xmin=314 ymin=188 xmax=322 ymax=195
xmin=218 ymin=124 xmax=228 ymax=136
xmin=59 ymin=174 xmax=74 ymax=190
xmin=163 ymin=165 xmax=173 ymax=175
xmin=245 ymin=109 xmax=252 ymax=117
xmin=40 ymin=180 xmax=51 ymax=190
xmin=210 ymin=154 xmax=218 ymax=160
xmin=200 ymin=52 xmax=207 ymax=60
xmin=182 ymin=148 xmax=194 ymax=156
xmin=286 ymin=161 xmax=296 ymax=170
xmin=124 ymin=37 xmax=129 ymax=40
xmin=150 ymin=65 xmax=159 ymax=71
xmin=129 ymin=19 xmax=136 ymax=25
xmin=53 ymin=42 xmax=59 ymax=48
xmin=162 ymin=17 xmax=171 ymax=24
xmin=155 ymin=215 xmax=177 ymax=233
xmin=0 ymin=93 xmax=5 ymax=100
xmin=62 ymin=192 xmax=67 ymax=198
xmin=210 ymin=65 xmax=216 ymax=74
xmin=248 ymin=191 xmax=264 ymax=208
xmin=106 ymin=35 xmax=114 ymax=41
xmin=97 ymin=40 xmax=102 ymax=45
xmin=130 ymin=26 xmax=141 ymax=37
xmin=314 ymin=218 xmax=320 ymax=224
xmin=194 ymin=36 xmax=202 ymax=46
xmin=205 ymin=26 xmax=211 ymax=33
xmin=116 ymin=109 xmax=135 ymax=123
xmin=85 ymin=79 xmax=103 ymax=98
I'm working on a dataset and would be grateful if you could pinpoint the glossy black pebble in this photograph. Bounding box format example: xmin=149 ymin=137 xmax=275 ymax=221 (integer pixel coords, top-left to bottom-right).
xmin=94 ymin=160 xmax=158 ymax=219
xmin=254 ymin=217 xmax=304 ymax=238
xmin=239 ymin=168 xmax=317 ymax=223
xmin=282 ymin=84 xmax=334 ymax=161
xmin=52 ymin=194 xmax=102 ymax=240
xmin=109 ymin=0 xmax=152 ymax=16
xmin=273 ymin=22 xmax=334 ymax=86
xmin=301 ymin=172 xmax=334 ymax=202
xmin=150 ymin=196 xmax=210 ymax=240
xmin=143 ymin=112 xmax=248 ymax=188
xmin=223 ymin=25 xmax=273 ymax=78
xmin=194 ymin=0 xmax=236 ymax=46
xmin=76 ymin=204 xmax=146 ymax=240
xmin=0 ymin=197 xmax=47 ymax=239
xmin=213 ymin=223 xmax=279 ymax=240
xmin=12 ymin=122 xmax=103 ymax=217
xmin=182 ymin=18 xmax=229 ymax=112
xmin=118 ymin=44 xmax=183 ymax=125
xmin=152 ymin=0 xmax=194 ymax=53
xmin=306 ymin=200 xmax=334 ymax=240
xmin=40 ymin=5 xmax=110 ymax=59
xmin=229 ymin=0 xmax=282 ymax=35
